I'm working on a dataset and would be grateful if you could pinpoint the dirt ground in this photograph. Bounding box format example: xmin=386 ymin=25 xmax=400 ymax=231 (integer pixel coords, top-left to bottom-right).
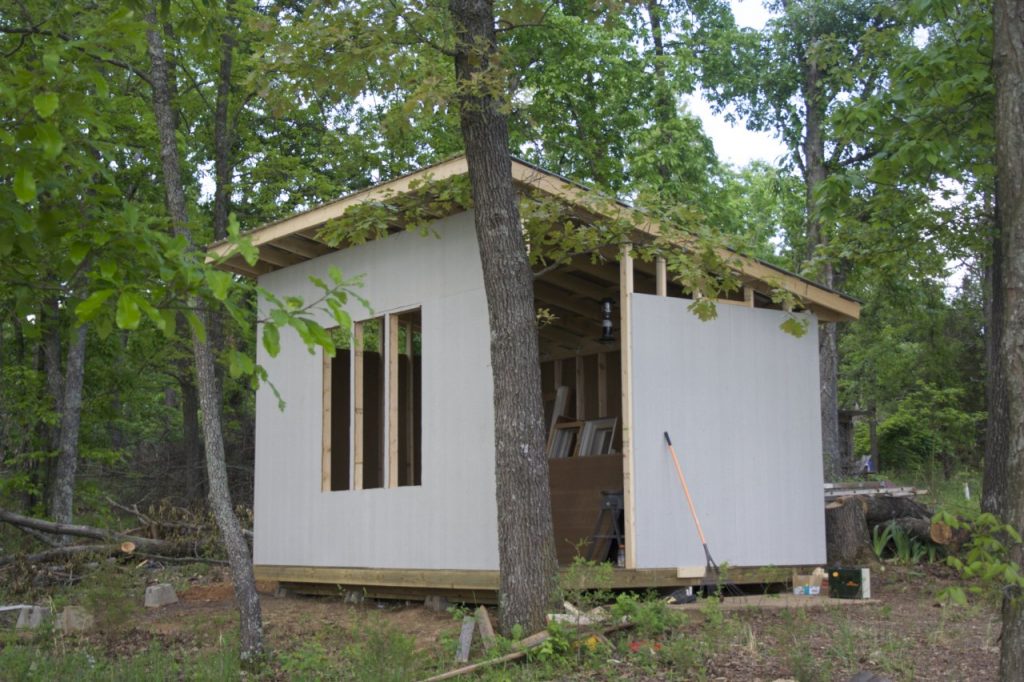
xmin=99 ymin=563 xmax=1000 ymax=680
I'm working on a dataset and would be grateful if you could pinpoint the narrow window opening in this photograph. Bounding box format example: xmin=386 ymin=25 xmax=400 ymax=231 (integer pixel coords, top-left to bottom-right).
xmin=356 ymin=317 xmax=386 ymax=490
xmin=326 ymin=326 xmax=352 ymax=491
xmin=395 ymin=309 xmax=422 ymax=486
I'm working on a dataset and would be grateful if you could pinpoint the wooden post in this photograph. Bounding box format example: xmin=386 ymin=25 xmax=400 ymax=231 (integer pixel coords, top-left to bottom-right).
xmin=388 ymin=314 xmax=400 ymax=488
xmin=353 ymin=322 xmax=365 ymax=490
xmin=743 ymin=286 xmax=755 ymax=307
xmin=597 ymin=351 xmax=608 ymax=417
xmin=322 ymin=350 xmax=332 ymax=492
xmin=656 ymin=256 xmax=667 ymax=297
xmin=619 ymin=244 xmax=636 ymax=569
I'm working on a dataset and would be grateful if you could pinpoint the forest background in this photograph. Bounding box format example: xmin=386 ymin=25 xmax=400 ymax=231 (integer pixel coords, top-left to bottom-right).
xmin=0 ymin=0 xmax=1004 ymax=670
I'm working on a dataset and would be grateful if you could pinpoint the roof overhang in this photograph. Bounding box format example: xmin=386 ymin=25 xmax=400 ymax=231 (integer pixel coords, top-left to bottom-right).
xmin=207 ymin=155 xmax=860 ymax=322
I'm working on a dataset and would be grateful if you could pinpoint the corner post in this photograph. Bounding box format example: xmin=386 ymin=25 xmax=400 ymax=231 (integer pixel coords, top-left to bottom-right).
xmin=620 ymin=244 xmax=636 ymax=569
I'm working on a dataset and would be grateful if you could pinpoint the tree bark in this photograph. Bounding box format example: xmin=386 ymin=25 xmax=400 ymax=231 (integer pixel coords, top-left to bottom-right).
xmin=212 ymin=0 xmax=235 ymax=243
xmin=824 ymin=496 xmax=873 ymax=565
xmin=801 ymin=45 xmax=842 ymax=483
xmin=144 ymin=5 xmax=263 ymax=661
xmin=983 ymin=193 xmax=1008 ymax=515
xmin=992 ymin=0 xmax=1024 ymax=679
xmin=449 ymin=0 xmax=557 ymax=636
xmin=47 ymin=324 xmax=87 ymax=532
xmin=180 ymin=371 xmax=203 ymax=503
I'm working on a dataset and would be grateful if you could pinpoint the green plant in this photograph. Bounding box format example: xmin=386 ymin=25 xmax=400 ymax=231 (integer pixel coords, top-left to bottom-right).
xmin=873 ymin=521 xmax=935 ymax=565
xmin=343 ymin=619 xmax=419 ymax=682
xmin=278 ymin=640 xmax=339 ymax=680
xmin=610 ymin=592 xmax=684 ymax=640
xmin=937 ymin=510 xmax=1024 ymax=606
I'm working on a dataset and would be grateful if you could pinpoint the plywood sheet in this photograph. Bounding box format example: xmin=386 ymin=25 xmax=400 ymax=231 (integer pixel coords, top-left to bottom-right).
xmin=630 ymin=294 xmax=825 ymax=569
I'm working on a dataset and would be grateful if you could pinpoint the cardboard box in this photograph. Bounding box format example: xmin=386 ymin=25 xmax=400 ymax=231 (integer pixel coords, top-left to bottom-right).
xmin=791 ymin=574 xmax=821 ymax=596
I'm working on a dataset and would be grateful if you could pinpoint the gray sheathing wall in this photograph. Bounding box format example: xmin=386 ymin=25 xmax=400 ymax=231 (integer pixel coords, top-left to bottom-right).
xmin=253 ymin=211 xmax=499 ymax=570
xmin=630 ymin=294 xmax=826 ymax=569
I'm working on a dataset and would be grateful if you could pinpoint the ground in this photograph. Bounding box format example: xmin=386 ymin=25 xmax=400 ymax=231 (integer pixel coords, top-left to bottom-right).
xmin=0 ymin=561 xmax=1002 ymax=680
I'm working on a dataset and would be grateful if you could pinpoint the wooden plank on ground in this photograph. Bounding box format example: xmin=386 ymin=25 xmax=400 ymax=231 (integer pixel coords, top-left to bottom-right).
xmin=456 ymin=616 xmax=475 ymax=663
xmin=475 ymin=606 xmax=496 ymax=650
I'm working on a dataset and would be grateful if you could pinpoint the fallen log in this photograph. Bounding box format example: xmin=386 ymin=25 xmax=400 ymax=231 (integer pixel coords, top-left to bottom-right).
xmin=0 ymin=508 xmax=190 ymax=564
xmin=0 ymin=544 xmax=121 ymax=567
xmin=863 ymin=496 xmax=932 ymax=526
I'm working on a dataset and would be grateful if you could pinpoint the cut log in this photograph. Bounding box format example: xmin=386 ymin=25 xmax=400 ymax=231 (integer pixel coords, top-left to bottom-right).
xmin=886 ymin=516 xmax=933 ymax=542
xmin=825 ymin=496 xmax=874 ymax=565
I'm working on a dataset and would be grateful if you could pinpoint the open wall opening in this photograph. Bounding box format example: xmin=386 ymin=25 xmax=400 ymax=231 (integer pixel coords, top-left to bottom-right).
xmin=391 ymin=309 xmax=422 ymax=487
xmin=356 ymin=317 xmax=386 ymax=490
xmin=534 ymin=253 xmax=627 ymax=566
xmin=324 ymin=327 xmax=352 ymax=491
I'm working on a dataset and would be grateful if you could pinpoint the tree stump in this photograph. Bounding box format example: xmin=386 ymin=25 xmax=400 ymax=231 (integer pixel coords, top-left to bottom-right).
xmin=825 ymin=496 xmax=873 ymax=565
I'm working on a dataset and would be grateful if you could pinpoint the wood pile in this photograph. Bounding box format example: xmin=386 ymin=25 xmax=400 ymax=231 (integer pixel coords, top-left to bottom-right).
xmin=825 ymin=486 xmax=967 ymax=565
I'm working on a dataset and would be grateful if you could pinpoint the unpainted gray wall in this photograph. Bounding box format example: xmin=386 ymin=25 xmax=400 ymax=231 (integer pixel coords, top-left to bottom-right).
xmin=253 ymin=211 xmax=499 ymax=570
xmin=630 ymin=294 xmax=826 ymax=569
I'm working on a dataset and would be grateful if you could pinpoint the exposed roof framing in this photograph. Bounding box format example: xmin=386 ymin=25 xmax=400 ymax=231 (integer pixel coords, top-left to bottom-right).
xmin=208 ymin=154 xmax=860 ymax=322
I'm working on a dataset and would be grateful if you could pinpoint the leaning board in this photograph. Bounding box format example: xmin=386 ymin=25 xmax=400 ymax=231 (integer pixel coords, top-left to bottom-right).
xmin=629 ymin=294 xmax=826 ymax=569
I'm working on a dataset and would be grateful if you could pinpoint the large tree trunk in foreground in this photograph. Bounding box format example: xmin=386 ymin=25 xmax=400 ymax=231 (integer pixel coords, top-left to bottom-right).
xmin=450 ymin=0 xmax=557 ymax=636
xmin=47 ymin=324 xmax=88 ymax=531
xmin=992 ymin=1 xmax=1024 ymax=679
xmin=145 ymin=6 xmax=262 ymax=661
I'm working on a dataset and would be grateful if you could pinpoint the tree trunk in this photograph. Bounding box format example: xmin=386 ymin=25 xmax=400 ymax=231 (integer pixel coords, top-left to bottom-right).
xmin=47 ymin=324 xmax=87 ymax=532
xmin=801 ymin=47 xmax=842 ymax=483
xmin=144 ymin=5 xmax=262 ymax=661
xmin=983 ymin=195 xmax=1008 ymax=515
xmin=862 ymin=495 xmax=931 ymax=527
xmin=992 ymin=0 xmax=1024 ymax=678
xmin=449 ymin=0 xmax=557 ymax=636
xmin=212 ymin=0 xmax=235 ymax=243
xmin=180 ymin=371 xmax=203 ymax=503
xmin=824 ymin=496 xmax=873 ymax=565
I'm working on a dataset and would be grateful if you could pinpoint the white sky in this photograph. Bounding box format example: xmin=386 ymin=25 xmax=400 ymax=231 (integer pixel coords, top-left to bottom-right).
xmin=688 ymin=0 xmax=789 ymax=168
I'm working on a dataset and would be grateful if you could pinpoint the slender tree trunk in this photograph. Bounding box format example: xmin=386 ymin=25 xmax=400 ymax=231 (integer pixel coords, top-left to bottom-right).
xmin=646 ymin=0 xmax=675 ymax=184
xmin=984 ymin=192 xmax=1007 ymax=514
xmin=992 ymin=1 xmax=1024 ymax=678
xmin=212 ymin=0 xmax=235 ymax=243
xmin=180 ymin=371 xmax=203 ymax=502
xmin=802 ymin=52 xmax=842 ymax=482
xmin=144 ymin=5 xmax=262 ymax=661
xmin=449 ymin=0 xmax=557 ymax=636
xmin=47 ymin=324 xmax=87 ymax=530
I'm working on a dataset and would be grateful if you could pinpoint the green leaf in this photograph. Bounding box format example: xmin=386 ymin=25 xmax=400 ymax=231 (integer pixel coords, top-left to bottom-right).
xmin=262 ymin=323 xmax=281 ymax=357
xmin=69 ymin=242 xmax=90 ymax=265
xmin=205 ymin=269 xmax=233 ymax=301
xmin=35 ymin=123 xmax=64 ymax=159
xmin=228 ymin=349 xmax=255 ymax=378
xmin=115 ymin=292 xmax=142 ymax=330
xmin=184 ymin=310 xmax=206 ymax=343
xmin=75 ymin=289 xmax=115 ymax=320
xmin=42 ymin=50 xmax=60 ymax=72
xmin=159 ymin=310 xmax=176 ymax=337
xmin=33 ymin=93 xmax=59 ymax=118
xmin=780 ymin=316 xmax=809 ymax=338
xmin=13 ymin=168 xmax=37 ymax=204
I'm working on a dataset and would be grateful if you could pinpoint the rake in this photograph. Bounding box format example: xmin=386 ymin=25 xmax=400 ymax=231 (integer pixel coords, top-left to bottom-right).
xmin=663 ymin=431 xmax=740 ymax=596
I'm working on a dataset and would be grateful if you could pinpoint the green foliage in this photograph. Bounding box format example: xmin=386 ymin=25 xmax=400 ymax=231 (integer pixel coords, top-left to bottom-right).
xmin=856 ymin=382 xmax=983 ymax=474
xmin=872 ymin=522 xmax=936 ymax=565
xmin=937 ymin=510 xmax=1024 ymax=607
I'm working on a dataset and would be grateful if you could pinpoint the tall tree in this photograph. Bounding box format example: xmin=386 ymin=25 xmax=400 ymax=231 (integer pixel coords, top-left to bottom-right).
xmin=143 ymin=2 xmax=263 ymax=661
xmin=991 ymin=0 xmax=1024 ymax=676
xmin=449 ymin=0 xmax=557 ymax=635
